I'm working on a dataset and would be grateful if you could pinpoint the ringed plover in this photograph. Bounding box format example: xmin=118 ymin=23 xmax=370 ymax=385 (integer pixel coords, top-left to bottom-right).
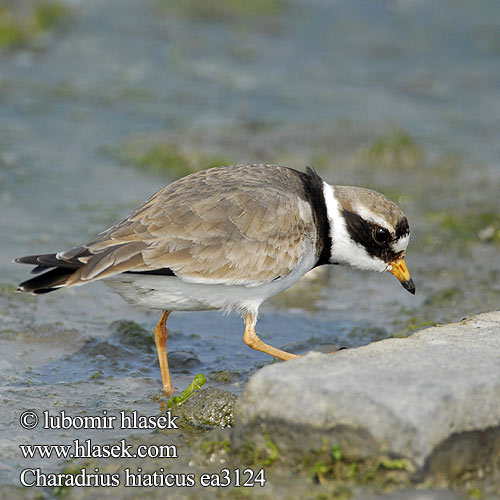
xmin=15 ymin=164 xmax=415 ymax=395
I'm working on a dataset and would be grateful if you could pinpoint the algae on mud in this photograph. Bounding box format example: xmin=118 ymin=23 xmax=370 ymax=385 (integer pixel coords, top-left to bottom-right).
xmin=170 ymin=387 xmax=237 ymax=429
xmin=362 ymin=128 xmax=423 ymax=170
xmin=109 ymin=139 xmax=232 ymax=179
xmin=111 ymin=320 xmax=154 ymax=350
xmin=0 ymin=0 xmax=69 ymax=50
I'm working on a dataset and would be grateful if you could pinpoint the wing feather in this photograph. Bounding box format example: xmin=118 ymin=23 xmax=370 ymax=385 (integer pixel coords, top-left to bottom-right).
xmin=59 ymin=165 xmax=316 ymax=286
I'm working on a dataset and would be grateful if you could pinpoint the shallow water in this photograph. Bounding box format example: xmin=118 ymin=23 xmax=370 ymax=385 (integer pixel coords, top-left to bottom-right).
xmin=1 ymin=0 xmax=499 ymax=495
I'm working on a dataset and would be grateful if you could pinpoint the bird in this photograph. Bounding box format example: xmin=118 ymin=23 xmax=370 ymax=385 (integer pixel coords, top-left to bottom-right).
xmin=15 ymin=164 xmax=415 ymax=396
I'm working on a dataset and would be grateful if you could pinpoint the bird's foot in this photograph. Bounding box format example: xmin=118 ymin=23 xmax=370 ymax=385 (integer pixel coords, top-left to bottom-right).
xmin=162 ymin=385 xmax=174 ymax=397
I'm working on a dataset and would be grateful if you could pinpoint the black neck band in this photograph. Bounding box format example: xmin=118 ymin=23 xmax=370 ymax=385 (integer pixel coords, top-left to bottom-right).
xmin=299 ymin=167 xmax=332 ymax=267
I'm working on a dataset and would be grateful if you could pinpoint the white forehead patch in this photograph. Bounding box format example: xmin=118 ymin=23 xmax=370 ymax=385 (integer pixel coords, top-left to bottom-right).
xmin=353 ymin=204 xmax=390 ymax=230
xmin=391 ymin=234 xmax=410 ymax=254
xmin=354 ymin=202 xmax=410 ymax=255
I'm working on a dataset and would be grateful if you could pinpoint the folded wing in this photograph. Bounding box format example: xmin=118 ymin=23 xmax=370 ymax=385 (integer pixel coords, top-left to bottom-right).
xmin=16 ymin=165 xmax=314 ymax=293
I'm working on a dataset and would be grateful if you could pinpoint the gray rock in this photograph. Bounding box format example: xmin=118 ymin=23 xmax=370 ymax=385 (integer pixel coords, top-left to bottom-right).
xmin=234 ymin=311 xmax=500 ymax=479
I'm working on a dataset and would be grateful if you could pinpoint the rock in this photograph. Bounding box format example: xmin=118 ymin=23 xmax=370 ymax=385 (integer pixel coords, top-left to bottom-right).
xmin=111 ymin=320 xmax=154 ymax=352
xmin=169 ymin=351 xmax=202 ymax=371
xmin=233 ymin=311 xmax=500 ymax=481
xmin=171 ymin=387 xmax=237 ymax=429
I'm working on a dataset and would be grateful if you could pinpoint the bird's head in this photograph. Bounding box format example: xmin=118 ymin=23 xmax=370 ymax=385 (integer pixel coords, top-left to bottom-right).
xmin=323 ymin=183 xmax=415 ymax=294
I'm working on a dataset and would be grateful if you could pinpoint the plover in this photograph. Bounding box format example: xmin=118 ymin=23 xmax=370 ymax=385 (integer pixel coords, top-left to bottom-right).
xmin=15 ymin=164 xmax=414 ymax=395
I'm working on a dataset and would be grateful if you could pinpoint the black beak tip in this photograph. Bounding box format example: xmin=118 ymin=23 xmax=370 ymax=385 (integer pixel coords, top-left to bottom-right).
xmin=402 ymin=278 xmax=416 ymax=295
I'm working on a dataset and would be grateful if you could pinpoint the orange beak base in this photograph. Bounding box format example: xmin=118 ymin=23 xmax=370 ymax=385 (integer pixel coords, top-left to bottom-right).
xmin=389 ymin=257 xmax=415 ymax=295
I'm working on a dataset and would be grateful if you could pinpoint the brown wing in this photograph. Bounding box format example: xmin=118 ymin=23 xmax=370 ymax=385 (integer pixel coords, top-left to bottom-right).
xmin=59 ymin=165 xmax=315 ymax=286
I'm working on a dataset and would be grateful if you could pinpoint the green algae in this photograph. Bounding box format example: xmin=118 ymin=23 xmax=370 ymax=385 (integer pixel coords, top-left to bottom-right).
xmin=0 ymin=282 xmax=35 ymax=304
xmin=35 ymin=2 xmax=68 ymax=30
xmin=209 ymin=369 xmax=240 ymax=384
xmin=469 ymin=488 xmax=484 ymax=499
xmin=431 ymin=211 xmax=500 ymax=246
xmin=168 ymin=373 xmax=207 ymax=408
xmin=262 ymin=430 xmax=279 ymax=466
xmin=0 ymin=282 xmax=18 ymax=295
xmin=348 ymin=325 xmax=388 ymax=344
xmin=363 ymin=128 xmax=423 ymax=169
xmin=392 ymin=316 xmax=438 ymax=338
xmin=0 ymin=1 xmax=69 ymax=50
xmin=424 ymin=287 xmax=463 ymax=307
xmin=199 ymin=438 xmax=231 ymax=457
xmin=170 ymin=387 xmax=237 ymax=429
xmin=0 ymin=9 xmax=26 ymax=48
xmin=111 ymin=320 xmax=154 ymax=350
xmin=111 ymin=140 xmax=231 ymax=179
xmin=298 ymin=441 xmax=415 ymax=496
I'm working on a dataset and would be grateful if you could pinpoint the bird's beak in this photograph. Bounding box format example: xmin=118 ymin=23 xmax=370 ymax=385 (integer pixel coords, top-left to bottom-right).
xmin=388 ymin=257 xmax=415 ymax=295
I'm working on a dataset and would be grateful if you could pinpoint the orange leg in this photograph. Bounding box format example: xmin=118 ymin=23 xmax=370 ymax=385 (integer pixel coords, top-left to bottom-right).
xmin=154 ymin=310 xmax=173 ymax=396
xmin=243 ymin=312 xmax=300 ymax=361
xmin=243 ymin=312 xmax=343 ymax=359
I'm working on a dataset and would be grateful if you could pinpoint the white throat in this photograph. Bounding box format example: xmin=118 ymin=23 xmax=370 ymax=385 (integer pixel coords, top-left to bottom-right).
xmin=322 ymin=182 xmax=387 ymax=273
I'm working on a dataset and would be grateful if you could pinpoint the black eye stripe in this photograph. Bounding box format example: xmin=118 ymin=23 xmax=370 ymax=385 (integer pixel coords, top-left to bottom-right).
xmin=395 ymin=217 xmax=409 ymax=238
xmin=341 ymin=209 xmax=408 ymax=263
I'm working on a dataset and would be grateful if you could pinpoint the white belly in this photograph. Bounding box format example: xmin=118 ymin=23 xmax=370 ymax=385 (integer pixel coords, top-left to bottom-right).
xmin=104 ymin=253 xmax=316 ymax=315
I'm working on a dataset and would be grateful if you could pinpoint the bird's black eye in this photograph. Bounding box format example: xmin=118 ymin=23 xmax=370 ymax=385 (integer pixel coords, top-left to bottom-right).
xmin=373 ymin=227 xmax=391 ymax=244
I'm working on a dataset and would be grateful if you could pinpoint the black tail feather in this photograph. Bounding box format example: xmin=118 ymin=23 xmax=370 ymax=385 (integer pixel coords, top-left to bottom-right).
xmin=15 ymin=250 xmax=176 ymax=294
xmin=15 ymin=253 xmax=85 ymax=270
xmin=30 ymin=265 xmax=52 ymax=275
xmin=18 ymin=267 xmax=75 ymax=294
